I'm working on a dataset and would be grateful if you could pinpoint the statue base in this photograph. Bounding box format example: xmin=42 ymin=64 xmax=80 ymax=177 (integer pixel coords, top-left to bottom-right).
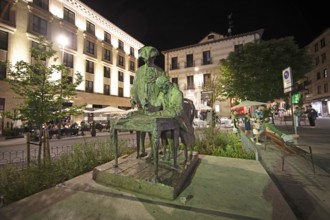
xmin=92 ymin=150 xmax=199 ymax=200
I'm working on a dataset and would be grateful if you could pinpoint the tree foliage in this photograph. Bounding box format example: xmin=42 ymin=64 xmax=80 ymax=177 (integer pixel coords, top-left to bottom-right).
xmin=5 ymin=36 xmax=84 ymax=130
xmin=218 ymin=37 xmax=312 ymax=102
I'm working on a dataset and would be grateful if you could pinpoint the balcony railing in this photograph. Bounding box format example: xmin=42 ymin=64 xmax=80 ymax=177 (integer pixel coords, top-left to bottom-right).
xmin=184 ymin=84 xmax=195 ymax=90
xmin=202 ymin=59 xmax=212 ymax=65
xmin=184 ymin=61 xmax=195 ymax=68
xmin=170 ymin=63 xmax=179 ymax=70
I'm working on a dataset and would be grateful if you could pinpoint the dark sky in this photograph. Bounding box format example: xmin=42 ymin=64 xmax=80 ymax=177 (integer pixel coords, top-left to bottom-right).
xmin=80 ymin=0 xmax=329 ymax=65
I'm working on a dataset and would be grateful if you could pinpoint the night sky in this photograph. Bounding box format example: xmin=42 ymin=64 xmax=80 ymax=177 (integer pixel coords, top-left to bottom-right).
xmin=80 ymin=0 xmax=329 ymax=67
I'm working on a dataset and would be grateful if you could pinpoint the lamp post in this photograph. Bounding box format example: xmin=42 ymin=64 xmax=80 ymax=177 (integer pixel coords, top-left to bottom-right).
xmin=57 ymin=35 xmax=68 ymax=139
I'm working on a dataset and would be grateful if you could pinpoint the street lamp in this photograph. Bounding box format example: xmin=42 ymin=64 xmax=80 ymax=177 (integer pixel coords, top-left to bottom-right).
xmin=57 ymin=34 xmax=69 ymax=139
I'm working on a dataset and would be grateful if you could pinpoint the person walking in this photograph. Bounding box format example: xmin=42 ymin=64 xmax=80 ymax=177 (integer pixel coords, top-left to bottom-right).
xmin=294 ymin=106 xmax=302 ymax=127
xmin=243 ymin=113 xmax=252 ymax=136
xmin=305 ymin=105 xmax=318 ymax=128
xmin=231 ymin=111 xmax=239 ymax=129
xmin=252 ymin=119 xmax=265 ymax=145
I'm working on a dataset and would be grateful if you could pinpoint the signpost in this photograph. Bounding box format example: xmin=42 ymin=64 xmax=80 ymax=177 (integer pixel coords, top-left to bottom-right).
xmin=282 ymin=67 xmax=297 ymax=134
xmin=282 ymin=67 xmax=293 ymax=93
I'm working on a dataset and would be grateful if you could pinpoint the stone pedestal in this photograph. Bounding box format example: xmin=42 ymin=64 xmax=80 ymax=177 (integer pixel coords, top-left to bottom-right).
xmin=93 ymin=150 xmax=199 ymax=200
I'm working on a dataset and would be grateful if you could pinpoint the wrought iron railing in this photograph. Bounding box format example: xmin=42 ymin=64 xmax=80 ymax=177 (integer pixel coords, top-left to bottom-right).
xmin=0 ymin=138 xmax=138 ymax=170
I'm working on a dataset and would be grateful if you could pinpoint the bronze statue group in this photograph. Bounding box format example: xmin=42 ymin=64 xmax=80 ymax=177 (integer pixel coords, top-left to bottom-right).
xmin=128 ymin=46 xmax=195 ymax=165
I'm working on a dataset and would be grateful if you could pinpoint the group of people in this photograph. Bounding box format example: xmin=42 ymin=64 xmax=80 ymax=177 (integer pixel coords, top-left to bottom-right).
xmin=235 ymin=104 xmax=319 ymax=145
xmin=294 ymin=105 xmax=318 ymax=128
xmin=231 ymin=106 xmax=265 ymax=145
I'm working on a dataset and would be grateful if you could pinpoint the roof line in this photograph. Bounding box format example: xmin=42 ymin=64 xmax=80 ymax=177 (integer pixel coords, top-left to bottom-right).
xmin=161 ymin=29 xmax=264 ymax=54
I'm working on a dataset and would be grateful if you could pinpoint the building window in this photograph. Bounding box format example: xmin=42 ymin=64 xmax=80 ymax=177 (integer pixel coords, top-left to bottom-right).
xmin=63 ymin=7 xmax=75 ymax=25
xmin=31 ymin=41 xmax=46 ymax=61
xmin=63 ymin=52 xmax=73 ymax=68
xmin=86 ymin=60 xmax=94 ymax=74
xmin=203 ymin=73 xmax=211 ymax=87
xmin=130 ymin=75 xmax=134 ymax=84
xmin=321 ymin=53 xmax=326 ymax=63
xmin=103 ymin=48 xmax=111 ymax=62
xmin=86 ymin=80 xmax=93 ymax=93
xmin=0 ymin=30 xmax=8 ymax=51
xmin=0 ymin=98 xmax=5 ymax=111
xmin=320 ymin=38 xmax=326 ymax=48
xmin=86 ymin=21 xmax=95 ymax=35
xmin=324 ymin=69 xmax=328 ymax=78
xmin=0 ymin=0 xmax=10 ymax=21
xmin=130 ymin=47 xmax=134 ymax=56
xmin=186 ymin=54 xmax=194 ymax=68
xmin=187 ymin=75 xmax=194 ymax=89
xmin=129 ymin=60 xmax=135 ymax=71
xmin=118 ymin=87 xmax=124 ymax=97
xmin=317 ymin=85 xmax=321 ymax=94
xmin=104 ymin=31 xmax=111 ymax=44
xmin=317 ymin=72 xmax=321 ymax=80
xmin=32 ymin=15 xmax=47 ymax=36
xmin=324 ymin=83 xmax=328 ymax=93
xmin=63 ymin=30 xmax=77 ymax=50
xmin=118 ymin=40 xmax=124 ymax=51
xmin=203 ymin=51 xmax=211 ymax=65
xmin=171 ymin=57 xmax=178 ymax=70
xmin=118 ymin=71 xmax=124 ymax=82
xmin=33 ymin=0 xmax=49 ymax=10
xmin=67 ymin=76 xmax=73 ymax=83
xmin=117 ymin=55 xmax=125 ymax=67
xmin=314 ymin=43 xmax=318 ymax=52
xmin=315 ymin=57 xmax=319 ymax=66
xmin=104 ymin=84 xmax=110 ymax=95
xmin=85 ymin=40 xmax=95 ymax=55
xmin=208 ymin=34 xmax=214 ymax=40
xmin=104 ymin=66 xmax=110 ymax=78
xmin=0 ymin=62 xmax=6 ymax=80
xmin=171 ymin=77 xmax=178 ymax=85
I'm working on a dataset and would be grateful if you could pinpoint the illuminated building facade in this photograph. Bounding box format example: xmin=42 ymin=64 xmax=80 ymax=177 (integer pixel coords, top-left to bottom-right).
xmin=162 ymin=30 xmax=263 ymax=117
xmin=0 ymin=0 xmax=143 ymax=132
xmin=303 ymin=28 xmax=330 ymax=116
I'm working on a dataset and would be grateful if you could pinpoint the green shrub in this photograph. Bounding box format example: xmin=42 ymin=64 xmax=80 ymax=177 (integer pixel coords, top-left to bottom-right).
xmin=0 ymin=137 xmax=133 ymax=206
xmin=194 ymin=127 xmax=255 ymax=160
xmin=0 ymin=128 xmax=255 ymax=207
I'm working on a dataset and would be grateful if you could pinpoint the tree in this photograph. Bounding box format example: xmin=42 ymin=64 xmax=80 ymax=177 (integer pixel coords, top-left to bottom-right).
xmin=5 ymin=36 xmax=83 ymax=163
xmin=218 ymin=37 xmax=312 ymax=102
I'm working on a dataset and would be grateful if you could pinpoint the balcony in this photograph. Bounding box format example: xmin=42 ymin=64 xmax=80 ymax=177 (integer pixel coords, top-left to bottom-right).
xmin=202 ymin=82 xmax=212 ymax=90
xmin=184 ymin=84 xmax=195 ymax=90
xmin=184 ymin=61 xmax=195 ymax=68
xmin=170 ymin=63 xmax=179 ymax=70
xmin=202 ymin=59 xmax=212 ymax=65
xmin=85 ymin=87 xmax=93 ymax=93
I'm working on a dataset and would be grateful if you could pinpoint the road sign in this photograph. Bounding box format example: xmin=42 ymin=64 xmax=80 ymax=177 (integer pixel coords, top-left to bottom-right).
xmin=282 ymin=67 xmax=293 ymax=93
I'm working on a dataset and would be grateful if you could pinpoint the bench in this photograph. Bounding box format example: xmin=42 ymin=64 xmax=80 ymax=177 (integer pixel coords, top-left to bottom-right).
xmin=265 ymin=131 xmax=315 ymax=173
xmin=280 ymin=115 xmax=308 ymax=126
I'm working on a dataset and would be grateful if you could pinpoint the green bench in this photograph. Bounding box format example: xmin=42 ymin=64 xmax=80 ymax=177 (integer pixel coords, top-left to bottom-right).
xmin=264 ymin=123 xmax=315 ymax=173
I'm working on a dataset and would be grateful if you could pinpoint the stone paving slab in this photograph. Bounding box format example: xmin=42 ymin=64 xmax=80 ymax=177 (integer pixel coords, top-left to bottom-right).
xmin=0 ymin=155 xmax=296 ymax=220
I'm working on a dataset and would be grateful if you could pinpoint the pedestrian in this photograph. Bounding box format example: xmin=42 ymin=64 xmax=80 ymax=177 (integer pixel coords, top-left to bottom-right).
xmin=80 ymin=121 xmax=85 ymax=136
xmin=305 ymin=105 xmax=318 ymax=128
xmin=252 ymin=119 xmax=264 ymax=145
xmin=254 ymin=105 xmax=264 ymax=121
xmin=294 ymin=106 xmax=302 ymax=127
xmin=231 ymin=111 xmax=239 ymax=129
xmin=243 ymin=113 xmax=252 ymax=136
